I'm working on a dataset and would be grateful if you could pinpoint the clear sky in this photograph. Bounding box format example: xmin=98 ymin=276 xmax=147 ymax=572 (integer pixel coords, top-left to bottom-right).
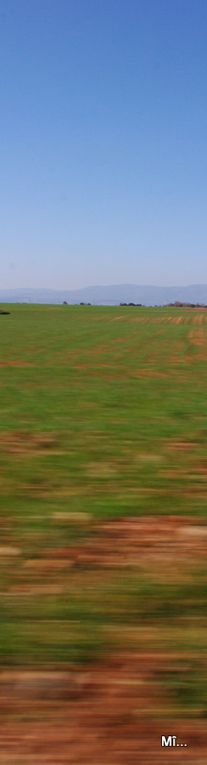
xmin=1 ymin=0 xmax=207 ymax=289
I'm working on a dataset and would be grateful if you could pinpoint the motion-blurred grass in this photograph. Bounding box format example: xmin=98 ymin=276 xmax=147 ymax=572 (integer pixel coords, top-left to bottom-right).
xmin=1 ymin=304 xmax=207 ymax=716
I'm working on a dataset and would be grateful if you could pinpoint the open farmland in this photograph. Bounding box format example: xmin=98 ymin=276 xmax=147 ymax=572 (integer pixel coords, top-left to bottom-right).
xmin=1 ymin=304 xmax=207 ymax=763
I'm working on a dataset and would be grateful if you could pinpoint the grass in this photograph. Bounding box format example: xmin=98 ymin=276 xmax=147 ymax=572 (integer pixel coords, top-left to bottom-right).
xmin=0 ymin=304 xmax=207 ymax=714
xmin=1 ymin=304 xmax=207 ymax=523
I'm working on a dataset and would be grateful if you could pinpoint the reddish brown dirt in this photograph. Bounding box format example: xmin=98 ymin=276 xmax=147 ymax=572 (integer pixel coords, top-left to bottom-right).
xmin=8 ymin=515 xmax=207 ymax=589
xmin=39 ymin=516 xmax=207 ymax=580
xmin=0 ymin=657 xmax=206 ymax=763
xmin=2 ymin=516 xmax=207 ymax=762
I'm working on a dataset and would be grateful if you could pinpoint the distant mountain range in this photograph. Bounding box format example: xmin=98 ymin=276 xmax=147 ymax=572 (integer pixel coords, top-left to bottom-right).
xmin=1 ymin=284 xmax=207 ymax=306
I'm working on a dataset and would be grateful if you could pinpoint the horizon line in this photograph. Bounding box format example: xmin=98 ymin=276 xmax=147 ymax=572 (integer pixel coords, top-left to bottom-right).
xmin=1 ymin=282 xmax=207 ymax=292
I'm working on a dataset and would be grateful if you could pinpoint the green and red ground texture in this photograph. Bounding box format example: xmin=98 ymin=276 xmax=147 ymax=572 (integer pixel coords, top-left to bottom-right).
xmin=0 ymin=304 xmax=207 ymax=762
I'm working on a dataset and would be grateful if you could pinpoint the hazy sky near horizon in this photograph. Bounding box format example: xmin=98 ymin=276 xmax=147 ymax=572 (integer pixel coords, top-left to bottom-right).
xmin=1 ymin=0 xmax=207 ymax=289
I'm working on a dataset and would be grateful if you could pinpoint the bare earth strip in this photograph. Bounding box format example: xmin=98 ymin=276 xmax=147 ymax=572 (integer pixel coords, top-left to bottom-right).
xmin=1 ymin=516 xmax=207 ymax=763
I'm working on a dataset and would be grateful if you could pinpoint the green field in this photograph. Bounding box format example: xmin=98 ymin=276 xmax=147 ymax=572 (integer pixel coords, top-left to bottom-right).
xmin=1 ymin=304 xmax=207 ymax=718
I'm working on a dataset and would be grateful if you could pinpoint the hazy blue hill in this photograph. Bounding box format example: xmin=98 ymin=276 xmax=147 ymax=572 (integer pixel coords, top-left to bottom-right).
xmin=1 ymin=284 xmax=207 ymax=306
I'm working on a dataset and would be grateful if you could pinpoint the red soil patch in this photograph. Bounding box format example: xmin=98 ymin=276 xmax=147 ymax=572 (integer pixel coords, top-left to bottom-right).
xmin=2 ymin=515 xmax=207 ymax=761
xmin=42 ymin=515 xmax=207 ymax=579
xmin=0 ymin=656 xmax=206 ymax=763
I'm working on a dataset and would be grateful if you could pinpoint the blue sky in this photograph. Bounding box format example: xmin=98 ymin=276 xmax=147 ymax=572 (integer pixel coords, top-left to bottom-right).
xmin=1 ymin=0 xmax=207 ymax=289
